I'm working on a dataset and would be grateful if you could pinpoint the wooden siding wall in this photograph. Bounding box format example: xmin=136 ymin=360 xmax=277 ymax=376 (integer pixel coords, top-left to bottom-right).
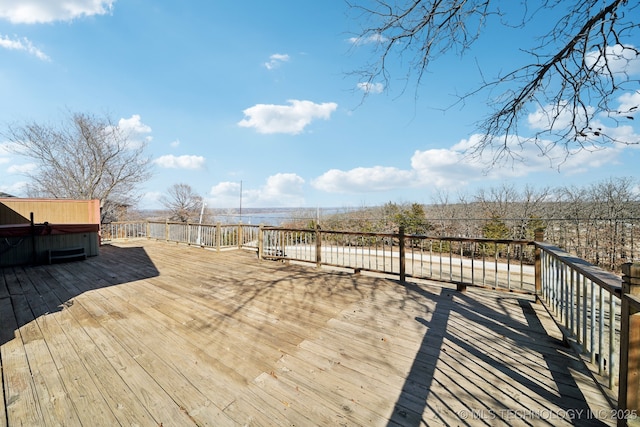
xmin=0 ymin=198 xmax=100 ymax=225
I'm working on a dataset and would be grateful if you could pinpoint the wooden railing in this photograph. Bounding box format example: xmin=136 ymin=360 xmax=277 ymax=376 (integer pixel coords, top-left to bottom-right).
xmin=103 ymin=221 xmax=640 ymax=423
xmin=258 ymin=225 xmax=537 ymax=292
xmin=537 ymin=241 xmax=623 ymax=406
xmin=102 ymin=221 xmax=260 ymax=251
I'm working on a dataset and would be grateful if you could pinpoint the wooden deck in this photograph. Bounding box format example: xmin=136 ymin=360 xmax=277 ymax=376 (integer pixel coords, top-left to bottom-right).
xmin=1 ymin=240 xmax=615 ymax=426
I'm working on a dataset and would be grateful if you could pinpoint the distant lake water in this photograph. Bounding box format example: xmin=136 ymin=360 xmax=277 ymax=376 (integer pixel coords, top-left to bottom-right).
xmin=211 ymin=207 xmax=349 ymax=226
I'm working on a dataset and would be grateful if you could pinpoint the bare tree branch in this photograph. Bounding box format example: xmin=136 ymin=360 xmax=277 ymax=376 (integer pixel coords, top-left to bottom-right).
xmin=348 ymin=0 xmax=640 ymax=165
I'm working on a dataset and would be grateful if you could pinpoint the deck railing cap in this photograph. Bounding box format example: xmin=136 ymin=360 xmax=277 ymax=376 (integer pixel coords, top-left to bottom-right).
xmin=622 ymin=262 xmax=640 ymax=278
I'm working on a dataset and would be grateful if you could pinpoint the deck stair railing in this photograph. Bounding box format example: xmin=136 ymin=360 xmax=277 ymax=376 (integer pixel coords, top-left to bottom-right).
xmin=536 ymin=240 xmax=624 ymax=407
xmin=103 ymin=221 xmax=640 ymax=423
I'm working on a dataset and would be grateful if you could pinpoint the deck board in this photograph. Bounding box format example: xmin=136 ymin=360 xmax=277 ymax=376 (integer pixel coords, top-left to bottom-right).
xmin=1 ymin=239 xmax=616 ymax=426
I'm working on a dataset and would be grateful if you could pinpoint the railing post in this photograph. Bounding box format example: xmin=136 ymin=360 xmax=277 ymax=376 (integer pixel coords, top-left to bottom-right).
xmin=216 ymin=222 xmax=221 ymax=252
xmin=146 ymin=221 xmax=150 ymax=239
xmin=238 ymin=223 xmax=243 ymax=249
xmin=258 ymin=225 xmax=264 ymax=260
xmin=618 ymin=263 xmax=640 ymax=426
xmin=315 ymin=224 xmax=322 ymax=269
xmin=399 ymin=226 xmax=406 ymax=283
xmin=165 ymin=219 xmax=169 ymax=242
xmin=534 ymin=228 xmax=544 ymax=301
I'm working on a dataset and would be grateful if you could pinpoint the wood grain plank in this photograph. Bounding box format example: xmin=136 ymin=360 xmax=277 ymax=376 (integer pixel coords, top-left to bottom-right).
xmin=3 ymin=295 xmax=43 ymax=426
xmin=10 ymin=268 xmax=83 ymax=427
xmin=30 ymin=265 xmax=197 ymax=426
xmin=68 ymin=284 xmax=240 ymax=425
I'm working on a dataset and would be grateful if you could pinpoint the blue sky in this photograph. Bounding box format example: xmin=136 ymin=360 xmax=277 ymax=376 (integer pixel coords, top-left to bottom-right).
xmin=1 ymin=1 xmax=639 ymax=210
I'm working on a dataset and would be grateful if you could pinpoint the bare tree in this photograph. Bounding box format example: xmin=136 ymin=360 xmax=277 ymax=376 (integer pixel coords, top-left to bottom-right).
xmin=160 ymin=183 xmax=204 ymax=223
xmin=429 ymin=190 xmax=457 ymax=236
xmin=474 ymin=183 xmax=519 ymax=220
xmin=473 ymin=183 xmax=549 ymax=239
xmin=511 ymin=185 xmax=552 ymax=240
xmin=454 ymin=192 xmax=482 ymax=238
xmin=3 ymin=111 xmax=152 ymax=222
xmin=348 ymin=0 xmax=640 ymax=165
xmin=590 ymin=176 xmax=639 ymax=269
xmin=554 ymin=184 xmax=598 ymax=259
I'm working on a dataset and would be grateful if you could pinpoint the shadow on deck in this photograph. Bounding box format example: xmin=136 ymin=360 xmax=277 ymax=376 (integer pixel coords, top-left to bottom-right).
xmin=388 ymin=283 xmax=610 ymax=426
xmin=0 ymin=240 xmax=614 ymax=426
xmin=0 ymin=246 xmax=159 ymax=347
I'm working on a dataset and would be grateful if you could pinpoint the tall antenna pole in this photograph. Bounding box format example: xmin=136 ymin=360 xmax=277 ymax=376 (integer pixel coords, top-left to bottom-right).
xmin=196 ymin=201 xmax=205 ymax=245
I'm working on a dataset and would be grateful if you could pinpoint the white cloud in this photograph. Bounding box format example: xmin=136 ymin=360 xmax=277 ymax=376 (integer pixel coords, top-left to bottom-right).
xmin=527 ymin=96 xmax=640 ymax=146
xmin=118 ymin=114 xmax=151 ymax=134
xmin=208 ymin=181 xmax=243 ymax=209
xmin=264 ymin=53 xmax=290 ymax=70
xmin=209 ymin=173 xmax=305 ymax=207
xmin=238 ymin=99 xmax=338 ymax=135
xmin=153 ymin=154 xmax=206 ymax=169
xmin=312 ymin=130 xmax=635 ymax=195
xmin=0 ymin=35 xmax=49 ymax=60
xmin=0 ymin=142 xmax=12 ymax=156
xmin=7 ymin=163 xmax=37 ymax=174
xmin=0 ymin=0 xmax=115 ymax=24
xmin=312 ymin=166 xmax=415 ymax=193
xmin=527 ymin=101 xmax=594 ymax=132
xmin=170 ymin=139 xmax=181 ymax=148
xmin=210 ymin=181 xmax=241 ymax=198
xmin=112 ymin=114 xmax=152 ymax=148
xmin=0 ymin=142 xmax=12 ymax=163
xmin=604 ymin=122 xmax=640 ymax=145
xmin=585 ymin=44 xmax=640 ymax=76
xmin=141 ymin=191 xmax=162 ymax=206
xmin=0 ymin=142 xmax=20 ymax=167
xmin=260 ymin=173 xmax=304 ymax=199
xmin=357 ymin=82 xmax=384 ymax=94
xmin=615 ymin=91 xmax=640 ymax=117
xmin=348 ymin=33 xmax=387 ymax=46
xmin=0 ymin=180 xmax=28 ymax=196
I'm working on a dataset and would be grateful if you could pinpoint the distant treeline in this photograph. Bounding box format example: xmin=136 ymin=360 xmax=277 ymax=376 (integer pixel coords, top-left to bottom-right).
xmin=283 ymin=177 xmax=639 ymax=272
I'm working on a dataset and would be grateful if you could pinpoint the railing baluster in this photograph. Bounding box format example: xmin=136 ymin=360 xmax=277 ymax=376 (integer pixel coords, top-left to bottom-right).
xmin=582 ymin=275 xmax=588 ymax=351
xmin=429 ymin=240 xmax=433 ymax=277
xmin=552 ymin=258 xmax=562 ymax=321
xmin=570 ymin=267 xmax=575 ymax=336
xmin=494 ymin=242 xmax=499 ymax=288
xmin=440 ymin=239 xmax=442 ymax=280
xmin=449 ymin=242 xmax=453 ymax=281
xmin=482 ymin=243 xmax=486 ymax=286
xmin=520 ymin=243 xmax=524 ymax=290
xmin=560 ymin=263 xmax=565 ymax=325
xmin=609 ymin=295 xmax=616 ymax=389
xmin=557 ymin=258 xmax=563 ymax=318
xmin=576 ymin=270 xmax=581 ymax=342
xmin=460 ymin=242 xmax=464 ymax=284
xmin=507 ymin=243 xmax=511 ymax=290
xmin=471 ymin=242 xmax=475 ymax=286
xmin=599 ymin=285 xmax=605 ymax=376
xmin=591 ymin=279 xmax=596 ymax=364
